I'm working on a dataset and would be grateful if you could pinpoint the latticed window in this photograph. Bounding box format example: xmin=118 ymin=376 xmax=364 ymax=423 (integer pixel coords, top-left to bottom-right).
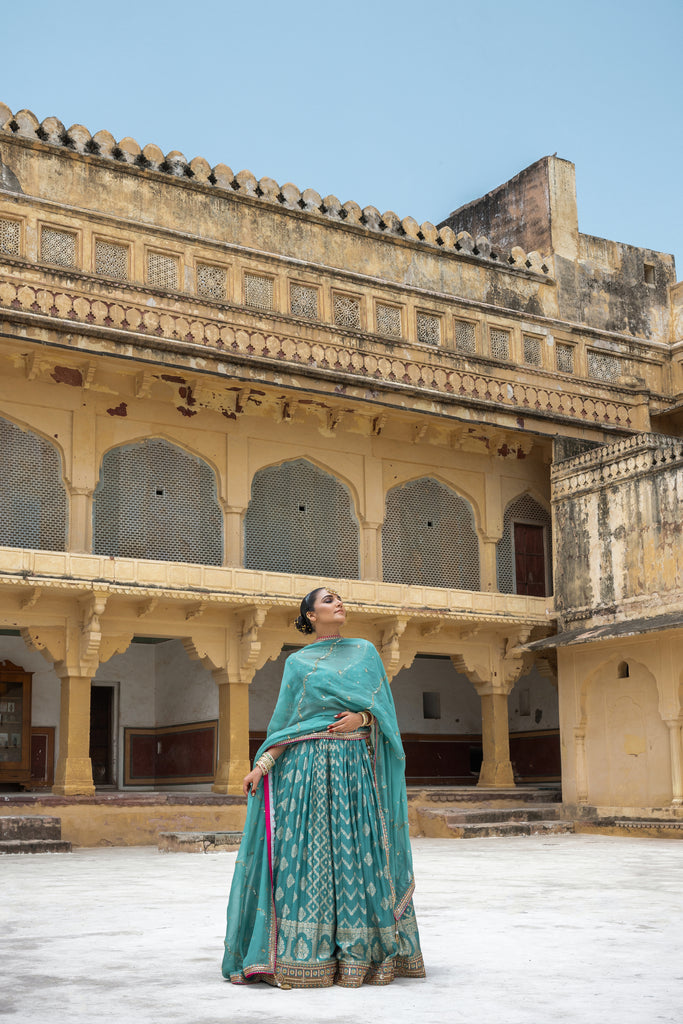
xmin=523 ymin=335 xmax=542 ymax=366
xmin=587 ymin=350 xmax=622 ymax=382
xmin=0 ymin=218 xmax=20 ymax=256
xmin=245 ymin=273 xmax=274 ymax=310
xmin=41 ymin=227 xmax=77 ymax=268
xmin=92 ymin=439 xmax=222 ymax=565
xmin=0 ymin=417 xmax=68 ymax=551
xmin=376 ymin=303 xmax=402 ymax=338
xmin=490 ymin=327 xmax=510 ymax=360
xmin=333 ymin=294 xmax=361 ymax=330
xmin=496 ymin=493 xmax=552 ymax=596
xmin=290 ymin=283 xmax=318 ymax=319
xmin=454 ymin=319 xmax=477 ymax=354
xmin=147 ymin=251 xmax=179 ymax=291
xmin=197 ymin=263 xmax=227 ymax=300
xmin=416 ymin=312 xmax=440 ymax=346
xmin=556 ymin=343 xmax=574 ymax=373
xmin=382 ymin=478 xmax=480 ymax=591
xmin=95 ymin=240 xmax=129 ymax=281
xmin=244 ymin=459 xmax=360 ymax=579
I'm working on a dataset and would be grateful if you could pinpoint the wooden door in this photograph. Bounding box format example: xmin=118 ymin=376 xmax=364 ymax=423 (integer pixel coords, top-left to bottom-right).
xmin=514 ymin=523 xmax=547 ymax=596
xmin=90 ymin=685 xmax=114 ymax=786
xmin=0 ymin=661 xmax=32 ymax=786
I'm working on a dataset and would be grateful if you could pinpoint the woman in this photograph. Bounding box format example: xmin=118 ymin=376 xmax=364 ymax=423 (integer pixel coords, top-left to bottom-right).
xmin=221 ymin=586 xmax=426 ymax=989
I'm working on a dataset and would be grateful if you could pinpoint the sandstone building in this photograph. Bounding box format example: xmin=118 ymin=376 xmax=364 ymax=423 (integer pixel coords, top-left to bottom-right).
xmin=0 ymin=103 xmax=680 ymax=843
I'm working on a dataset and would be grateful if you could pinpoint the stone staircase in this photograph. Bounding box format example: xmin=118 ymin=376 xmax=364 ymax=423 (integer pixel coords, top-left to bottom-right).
xmin=408 ymin=786 xmax=573 ymax=839
xmin=0 ymin=815 xmax=72 ymax=854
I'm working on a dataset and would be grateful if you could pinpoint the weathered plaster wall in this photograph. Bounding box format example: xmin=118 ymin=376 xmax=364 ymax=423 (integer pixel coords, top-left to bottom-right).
xmin=441 ymin=155 xmax=675 ymax=341
xmin=508 ymin=667 xmax=559 ymax=732
xmin=391 ymin=657 xmax=481 ymax=735
xmin=153 ymin=640 xmax=216 ymax=728
xmin=552 ymin=434 xmax=683 ymax=626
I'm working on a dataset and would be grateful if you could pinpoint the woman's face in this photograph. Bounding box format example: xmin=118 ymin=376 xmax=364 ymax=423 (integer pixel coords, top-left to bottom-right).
xmin=308 ymin=588 xmax=346 ymax=633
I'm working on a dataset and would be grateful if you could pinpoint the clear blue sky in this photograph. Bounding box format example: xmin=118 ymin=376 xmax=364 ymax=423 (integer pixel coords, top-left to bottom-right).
xmin=2 ymin=0 xmax=681 ymax=269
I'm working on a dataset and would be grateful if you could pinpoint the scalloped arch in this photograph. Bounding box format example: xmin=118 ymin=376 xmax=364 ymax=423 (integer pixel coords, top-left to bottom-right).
xmin=382 ymin=468 xmax=483 ymax=533
xmin=246 ymin=452 xmax=362 ymax=521
xmin=97 ymin=431 xmax=227 ymax=505
xmin=0 ymin=410 xmax=70 ymax=483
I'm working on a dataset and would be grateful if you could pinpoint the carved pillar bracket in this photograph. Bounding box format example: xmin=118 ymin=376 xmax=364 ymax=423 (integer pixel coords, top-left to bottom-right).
xmin=238 ymin=606 xmax=268 ymax=684
xmin=78 ymin=591 xmax=109 ymax=678
xmin=379 ymin=617 xmax=411 ymax=681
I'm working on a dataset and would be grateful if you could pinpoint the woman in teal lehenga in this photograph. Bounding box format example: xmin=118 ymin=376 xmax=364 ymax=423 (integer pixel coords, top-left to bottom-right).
xmin=221 ymin=586 xmax=426 ymax=989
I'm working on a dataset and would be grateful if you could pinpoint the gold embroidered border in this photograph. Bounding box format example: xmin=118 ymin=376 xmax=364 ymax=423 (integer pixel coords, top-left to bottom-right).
xmin=244 ymin=953 xmax=427 ymax=989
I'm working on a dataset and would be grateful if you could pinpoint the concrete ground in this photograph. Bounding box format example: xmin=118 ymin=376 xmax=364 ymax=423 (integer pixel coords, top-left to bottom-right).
xmin=2 ymin=835 xmax=682 ymax=1024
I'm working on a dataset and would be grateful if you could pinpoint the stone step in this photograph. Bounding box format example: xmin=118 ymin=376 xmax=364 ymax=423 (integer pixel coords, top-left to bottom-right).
xmin=407 ymin=786 xmax=562 ymax=806
xmin=0 ymin=815 xmax=64 ymax=841
xmin=441 ymin=804 xmax=562 ymax=825
xmin=0 ymin=838 xmax=72 ymax=855
xmin=158 ymin=830 xmax=242 ymax=853
xmin=452 ymin=820 xmax=575 ymax=840
xmin=412 ymin=802 xmax=573 ymax=838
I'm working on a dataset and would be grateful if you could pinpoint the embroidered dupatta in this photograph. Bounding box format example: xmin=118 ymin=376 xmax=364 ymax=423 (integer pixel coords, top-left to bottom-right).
xmin=221 ymin=637 xmax=416 ymax=983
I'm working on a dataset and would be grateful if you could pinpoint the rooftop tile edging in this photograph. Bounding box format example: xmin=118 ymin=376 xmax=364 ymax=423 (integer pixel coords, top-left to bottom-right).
xmin=0 ymin=103 xmax=550 ymax=277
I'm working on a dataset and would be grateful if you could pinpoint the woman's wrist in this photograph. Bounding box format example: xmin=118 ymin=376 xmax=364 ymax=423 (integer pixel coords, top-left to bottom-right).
xmin=254 ymin=751 xmax=276 ymax=776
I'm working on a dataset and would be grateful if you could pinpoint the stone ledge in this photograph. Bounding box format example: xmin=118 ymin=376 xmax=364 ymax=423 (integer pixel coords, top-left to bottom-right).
xmin=575 ymin=819 xmax=683 ymax=840
xmin=0 ymin=792 xmax=245 ymax=808
xmin=158 ymin=830 xmax=242 ymax=853
xmin=0 ymin=838 xmax=72 ymax=854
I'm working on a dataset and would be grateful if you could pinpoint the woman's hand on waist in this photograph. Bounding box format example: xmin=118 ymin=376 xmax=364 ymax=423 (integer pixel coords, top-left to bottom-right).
xmin=327 ymin=710 xmax=366 ymax=733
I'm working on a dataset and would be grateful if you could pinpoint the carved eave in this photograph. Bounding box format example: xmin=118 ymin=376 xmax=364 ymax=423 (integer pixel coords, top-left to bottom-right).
xmin=0 ymin=562 xmax=555 ymax=632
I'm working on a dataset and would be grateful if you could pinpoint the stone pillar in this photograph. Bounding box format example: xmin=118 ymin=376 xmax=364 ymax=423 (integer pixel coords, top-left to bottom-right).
xmin=477 ymin=687 xmax=515 ymax=787
xmin=53 ymin=673 xmax=95 ymax=796
xmin=224 ymin=506 xmax=246 ymax=567
xmin=574 ymin=727 xmax=589 ymax=804
xmin=212 ymin=670 xmax=251 ymax=795
xmin=361 ymin=521 xmax=383 ymax=581
xmin=665 ymin=721 xmax=683 ymax=806
xmin=69 ymin=487 xmax=93 ymax=553
xmin=453 ymin=634 xmax=532 ymax=790
xmin=479 ymin=537 xmax=499 ymax=592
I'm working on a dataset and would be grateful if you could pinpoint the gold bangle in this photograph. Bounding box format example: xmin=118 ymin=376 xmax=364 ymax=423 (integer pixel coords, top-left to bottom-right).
xmin=255 ymin=751 xmax=275 ymax=776
xmin=359 ymin=711 xmax=372 ymax=727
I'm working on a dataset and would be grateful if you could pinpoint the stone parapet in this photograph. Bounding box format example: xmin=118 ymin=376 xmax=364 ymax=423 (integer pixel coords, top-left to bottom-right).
xmin=0 ymin=102 xmax=546 ymax=276
xmin=0 ymin=545 xmax=554 ymax=626
xmin=552 ymin=431 xmax=683 ymax=498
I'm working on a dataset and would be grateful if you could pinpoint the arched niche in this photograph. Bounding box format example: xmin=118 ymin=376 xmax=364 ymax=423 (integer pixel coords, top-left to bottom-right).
xmin=0 ymin=415 xmax=68 ymax=551
xmin=92 ymin=438 xmax=223 ymax=565
xmin=382 ymin=477 xmax=480 ymax=590
xmin=580 ymin=656 xmax=671 ymax=807
xmin=244 ymin=458 xmax=360 ymax=579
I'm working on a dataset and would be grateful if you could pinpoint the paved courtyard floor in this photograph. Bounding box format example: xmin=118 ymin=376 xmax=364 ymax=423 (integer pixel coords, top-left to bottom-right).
xmin=2 ymin=834 xmax=682 ymax=1024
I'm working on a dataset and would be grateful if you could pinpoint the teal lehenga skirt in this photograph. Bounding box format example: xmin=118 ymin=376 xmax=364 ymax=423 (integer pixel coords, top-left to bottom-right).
xmin=233 ymin=729 xmax=425 ymax=988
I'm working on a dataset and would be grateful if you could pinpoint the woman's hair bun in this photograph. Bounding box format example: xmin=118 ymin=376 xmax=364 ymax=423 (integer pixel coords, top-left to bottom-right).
xmin=294 ymin=613 xmax=315 ymax=635
xmin=294 ymin=588 xmax=324 ymax=634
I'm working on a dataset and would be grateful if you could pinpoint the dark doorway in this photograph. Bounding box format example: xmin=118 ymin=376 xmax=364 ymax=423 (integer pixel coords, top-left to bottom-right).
xmin=90 ymin=685 xmax=114 ymax=786
xmin=514 ymin=523 xmax=547 ymax=596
